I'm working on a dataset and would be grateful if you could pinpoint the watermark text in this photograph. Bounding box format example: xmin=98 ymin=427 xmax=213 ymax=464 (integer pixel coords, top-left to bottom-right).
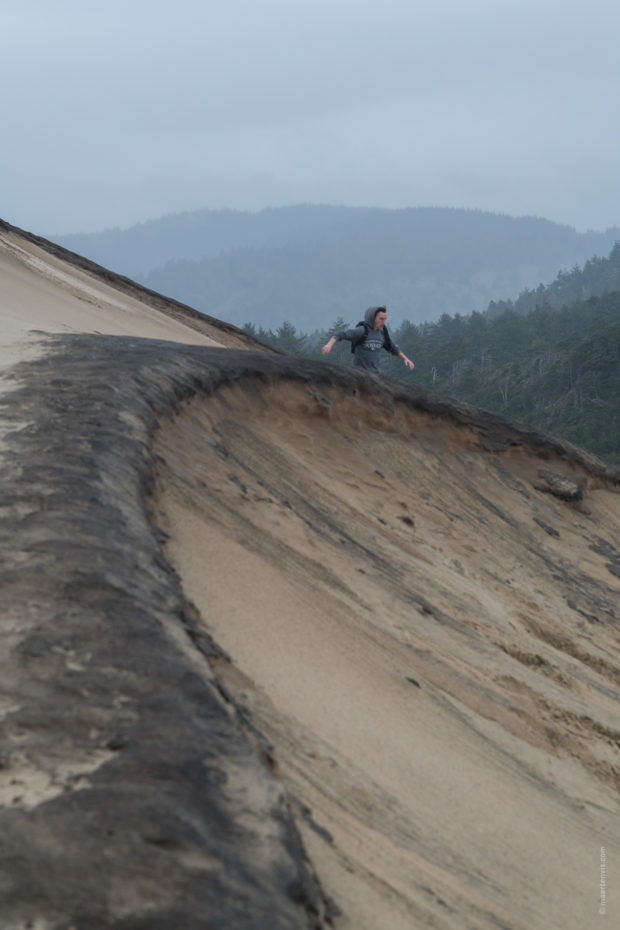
xmin=599 ymin=846 xmax=606 ymax=916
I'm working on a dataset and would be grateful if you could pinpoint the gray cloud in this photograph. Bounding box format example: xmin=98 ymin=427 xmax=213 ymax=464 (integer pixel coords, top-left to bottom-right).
xmin=2 ymin=0 xmax=620 ymax=234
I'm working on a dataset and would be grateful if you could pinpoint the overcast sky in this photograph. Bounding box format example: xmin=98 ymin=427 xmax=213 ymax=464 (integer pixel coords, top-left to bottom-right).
xmin=2 ymin=0 xmax=620 ymax=235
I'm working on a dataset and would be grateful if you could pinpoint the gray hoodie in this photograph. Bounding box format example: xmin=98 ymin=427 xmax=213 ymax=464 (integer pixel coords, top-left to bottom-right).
xmin=334 ymin=306 xmax=401 ymax=372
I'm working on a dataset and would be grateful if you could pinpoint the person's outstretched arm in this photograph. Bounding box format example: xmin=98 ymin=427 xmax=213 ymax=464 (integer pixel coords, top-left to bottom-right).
xmin=322 ymin=324 xmax=364 ymax=356
xmin=398 ymin=351 xmax=415 ymax=371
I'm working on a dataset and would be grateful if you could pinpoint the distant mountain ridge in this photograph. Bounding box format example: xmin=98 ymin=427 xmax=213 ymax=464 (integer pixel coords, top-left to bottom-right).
xmin=52 ymin=205 xmax=378 ymax=276
xmin=53 ymin=205 xmax=620 ymax=330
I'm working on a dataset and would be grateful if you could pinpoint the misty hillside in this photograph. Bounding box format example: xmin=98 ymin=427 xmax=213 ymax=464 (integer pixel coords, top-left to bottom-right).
xmin=396 ymin=243 xmax=620 ymax=463
xmin=53 ymin=205 xmax=620 ymax=331
xmin=53 ymin=205 xmax=376 ymax=277
xmin=490 ymin=241 xmax=620 ymax=316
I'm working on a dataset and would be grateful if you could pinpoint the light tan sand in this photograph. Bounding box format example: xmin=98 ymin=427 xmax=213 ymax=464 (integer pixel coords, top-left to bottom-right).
xmin=153 ymin=382 xmax=620 ymax=930
xmin=0 ymin=225 xmax=251 ymax=373
xmin=0 ymin=223 xmax=255 ymax=443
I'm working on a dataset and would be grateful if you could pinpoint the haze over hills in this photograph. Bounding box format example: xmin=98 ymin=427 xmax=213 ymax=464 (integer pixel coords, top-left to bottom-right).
xmin=2 ymin=219 xmax=620 ymax=928
xmin=53 ymin=205 xmax=620 ymax=331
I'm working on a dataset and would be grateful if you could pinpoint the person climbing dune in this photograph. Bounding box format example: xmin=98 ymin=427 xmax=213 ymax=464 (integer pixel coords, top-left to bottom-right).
xmin=321 ymin=306 xmax=414 ymax=375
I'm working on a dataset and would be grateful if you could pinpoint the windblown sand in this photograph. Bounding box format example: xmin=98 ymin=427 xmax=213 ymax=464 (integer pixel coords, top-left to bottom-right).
xmin=2 ymin=221 xmax=619 ymax=929
xmin=0 ymin=224 xmax=248 ymax=368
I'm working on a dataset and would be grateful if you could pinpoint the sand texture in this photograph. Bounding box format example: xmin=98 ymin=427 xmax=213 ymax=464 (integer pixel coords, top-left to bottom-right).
xmin=1 ymin=220 xmax=619 ymax=929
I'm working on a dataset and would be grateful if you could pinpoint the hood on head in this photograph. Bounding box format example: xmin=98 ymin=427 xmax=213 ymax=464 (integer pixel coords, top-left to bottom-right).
xmin=364 ymin=306 xmax=386 ymax=327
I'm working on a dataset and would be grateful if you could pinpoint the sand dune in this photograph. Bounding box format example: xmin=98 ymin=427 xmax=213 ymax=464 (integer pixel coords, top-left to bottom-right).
xmin=1 ymin=220 xmax=619 ymax=929
xmin=0 ymin=220 xmax=258 ymax=364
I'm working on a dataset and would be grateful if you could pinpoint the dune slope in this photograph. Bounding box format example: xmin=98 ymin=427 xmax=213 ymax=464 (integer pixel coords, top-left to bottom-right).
xmin=153 ymin=364 xmax=620 ymax=930
xmin=0 ymin=218 xmax=265 ymax=365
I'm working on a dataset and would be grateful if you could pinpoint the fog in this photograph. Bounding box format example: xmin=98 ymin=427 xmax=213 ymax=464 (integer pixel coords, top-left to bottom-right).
xmin=2 ymin=0 xmax=620 ymax=234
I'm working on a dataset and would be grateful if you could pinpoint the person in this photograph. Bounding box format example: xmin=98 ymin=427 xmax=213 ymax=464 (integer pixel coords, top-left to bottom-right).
xmin=321 ymin=306 xmax=414 ymax=374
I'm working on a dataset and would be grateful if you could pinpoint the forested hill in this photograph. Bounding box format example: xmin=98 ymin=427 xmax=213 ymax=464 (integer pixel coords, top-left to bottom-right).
xmin=251 ymin=242 xmax=620 ymax=464
xmin=489 ymin=241 xmax=620 ymax=316
xmin=52 ymin=205 xmax=620 ymax=330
